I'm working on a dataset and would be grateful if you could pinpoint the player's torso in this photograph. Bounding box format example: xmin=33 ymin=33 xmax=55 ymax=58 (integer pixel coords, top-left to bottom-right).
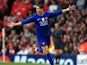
xmin=34 ymin=12 xmax=50 ymax=37
xmin=34 ymin=12 xmax=49 ymax=28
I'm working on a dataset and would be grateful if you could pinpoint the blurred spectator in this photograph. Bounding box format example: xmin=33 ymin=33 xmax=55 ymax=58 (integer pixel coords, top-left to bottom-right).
xmin=11 ymin=0 xmax=31 ymax=17
xmin=0 ymin=0 xmax=8 ymax=13
xmin=16 ymin=0 xmax=22 ymax=5
xmin=30 ymin=33 xmax=36 ymax=42
xmin=26 ymin=0 xmax=33 ymax=11
xmin=44 ymin=2 xmax=49 ymax=12
xmin=58 ymin=0 xmax=68 ymax=9
xmin=18 ymin=0 xmax=28 ymax=17
xmin=6 ymin=42 xmax=15 ymax=54
xmin=0 ymin=0 xmax=8 ymax=20
xmin=17 ymin=44 xmax=29 ymax=55
xmin=49 ymin=0 xmax=58 ymax=12
xmin=76 ymin=0 xmax=85 ymax=10
xmin=11 ymin=1 xmax=19 ymax=16
xmin=25 ymin=44 xmax=33 ymax=54
xmin=24 ymin=29 xmax=31 ymax=38
xmin=2 ymin=16 xmax=8 ymax=27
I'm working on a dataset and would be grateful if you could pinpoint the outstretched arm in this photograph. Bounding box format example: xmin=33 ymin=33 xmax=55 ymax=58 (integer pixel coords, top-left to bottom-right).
xmin=7 ymin=21 xmax=22 ymax=28
xmin=7 ymin=16 xmax=35 ymax=28
xmin=48 ymin=5 xmax=76 ymax=17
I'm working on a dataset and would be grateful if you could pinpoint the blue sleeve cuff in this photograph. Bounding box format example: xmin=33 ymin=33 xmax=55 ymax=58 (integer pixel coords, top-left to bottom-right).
xmin=22 ymin=20 xmax=25 ymax=25
xmin=58 ymin=10 xmax=62 ymax=15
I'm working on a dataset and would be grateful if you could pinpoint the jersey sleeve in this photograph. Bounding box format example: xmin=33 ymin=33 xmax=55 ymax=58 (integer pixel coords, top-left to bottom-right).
xmin=48 ymin=10 xmax=62 ymax=18
xmin=22 ymin=15 xmax=36 ymax=25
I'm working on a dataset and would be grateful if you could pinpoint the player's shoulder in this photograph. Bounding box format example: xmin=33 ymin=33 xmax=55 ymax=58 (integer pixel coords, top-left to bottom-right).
xmin=45 ymin=12 xmax=50 ymax=14
xmin=33 ymin=13 xmax=42 ymax=17
xmin=44 ymin=12 xmax=53 ymax=16
xmin=33 ymin=13 xmax=37 ymax=17
xmin=30 ymin=13 xmax=38 ymax=19
xmin=44 ymin=12 xmax=52 ymax=16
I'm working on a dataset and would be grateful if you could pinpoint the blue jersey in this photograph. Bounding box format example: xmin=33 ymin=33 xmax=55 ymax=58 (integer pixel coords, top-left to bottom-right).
xmin=22 ymin=10 xmax=62 ymax=47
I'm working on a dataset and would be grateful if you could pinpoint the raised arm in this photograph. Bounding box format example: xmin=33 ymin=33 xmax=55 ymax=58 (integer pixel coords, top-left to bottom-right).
xmin=7 ymin=15 xmax=35 ymax=28
xmin=48 ymin=5 xmax=76 ymax=17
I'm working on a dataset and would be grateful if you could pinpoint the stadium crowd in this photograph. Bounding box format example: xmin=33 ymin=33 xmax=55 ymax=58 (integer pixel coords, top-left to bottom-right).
xmin=0 ymin=0 xmax=87 ymax=55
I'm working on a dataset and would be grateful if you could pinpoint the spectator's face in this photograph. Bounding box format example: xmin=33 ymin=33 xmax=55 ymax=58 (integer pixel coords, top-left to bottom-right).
xmin=11 ymin=30 xmax=16 ymax=35
xmin=73 ymin=37 xmax=77 ymax=42
xmin=55 ymin=23 xmax=60 ymax=29
xmin=36 ymin=6 xmax=44 ymax=14
xmin=64 ymin=46 xmax=68 ymax=52
xmin=9 ymin=45 xmax=13 ymax=50
xmin=50 ymin=28 xmax=54 ymax=33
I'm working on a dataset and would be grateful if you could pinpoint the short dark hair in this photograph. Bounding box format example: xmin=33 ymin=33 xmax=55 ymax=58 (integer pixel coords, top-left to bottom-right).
xmin=37 ymin=4 xmax=44 ymax=9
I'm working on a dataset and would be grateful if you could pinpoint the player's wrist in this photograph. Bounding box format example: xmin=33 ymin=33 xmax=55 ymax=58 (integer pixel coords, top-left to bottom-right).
xmin=66 ymin=8 xmax=70 ymax=11
xmin=14 ymin=22 xmax=22 ymax=26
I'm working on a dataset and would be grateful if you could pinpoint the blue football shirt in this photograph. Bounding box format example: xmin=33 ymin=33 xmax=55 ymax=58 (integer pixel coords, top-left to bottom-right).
xmin=22 ymin=10 xmax=62 ymax=47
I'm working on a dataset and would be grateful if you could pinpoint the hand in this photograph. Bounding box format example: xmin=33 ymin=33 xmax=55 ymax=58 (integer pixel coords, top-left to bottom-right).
xmin=62 ymin=5 xmax=76 ymax=13
xmin=69 ymin=5 xmax=76 ymax=11
xmin=7 ymin=21 xmax=15 ymax=28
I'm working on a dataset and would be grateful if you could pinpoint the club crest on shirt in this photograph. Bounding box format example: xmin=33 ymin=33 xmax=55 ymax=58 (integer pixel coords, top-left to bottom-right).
xmin=45 ymin=17 xmax=48 ymax=20
xmin=42 ymin=42 xmax=45 ymax=45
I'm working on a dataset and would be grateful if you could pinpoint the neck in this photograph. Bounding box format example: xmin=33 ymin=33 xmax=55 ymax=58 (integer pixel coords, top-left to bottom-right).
xmin=38 ymin=11 xmax=44 ymax=16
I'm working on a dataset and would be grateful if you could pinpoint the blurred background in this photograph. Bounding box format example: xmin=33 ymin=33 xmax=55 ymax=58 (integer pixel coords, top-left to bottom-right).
xmin=0 ymin=0 xmax=87 ymax=56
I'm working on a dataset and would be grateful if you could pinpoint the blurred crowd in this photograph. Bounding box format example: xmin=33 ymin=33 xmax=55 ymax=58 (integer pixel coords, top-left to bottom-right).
xmin=0 ymin=0 xmax=87 ymax=55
